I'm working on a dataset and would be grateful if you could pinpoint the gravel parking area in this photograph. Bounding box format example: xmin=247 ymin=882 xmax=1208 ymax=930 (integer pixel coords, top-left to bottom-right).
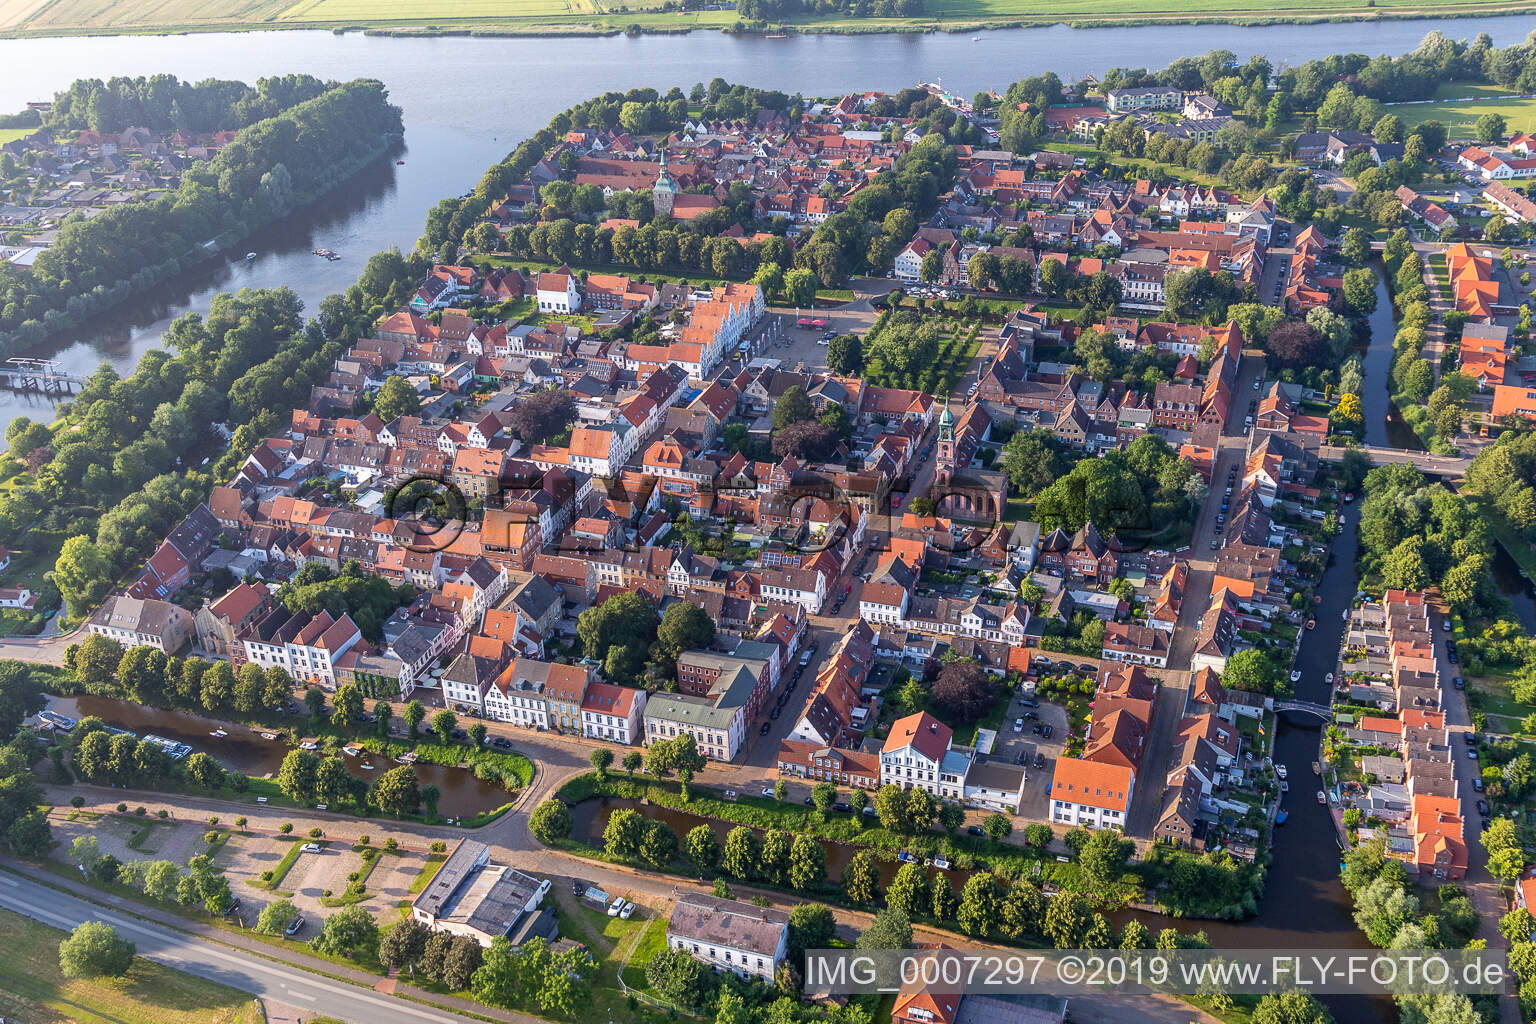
xmin=283 ymin=846 xmax=359 ymax=915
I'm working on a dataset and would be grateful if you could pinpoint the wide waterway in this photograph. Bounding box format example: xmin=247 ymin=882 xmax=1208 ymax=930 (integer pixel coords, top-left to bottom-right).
xmin=0 ymin=15 xmax=1535 ymax=435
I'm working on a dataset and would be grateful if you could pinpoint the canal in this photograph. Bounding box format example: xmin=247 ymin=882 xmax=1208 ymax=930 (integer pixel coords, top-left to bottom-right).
xmin=1 ymin=16 xmax=1536 ymax=437
xmin=52 ymin=694 xmax=511 ymax=819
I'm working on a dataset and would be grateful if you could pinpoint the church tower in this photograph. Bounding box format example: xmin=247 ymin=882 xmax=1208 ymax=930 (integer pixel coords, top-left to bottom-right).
xmin=936 ymin=396 xmax=956 ymax=485
xmin=652 ymin=146 xmax=677 ymax=218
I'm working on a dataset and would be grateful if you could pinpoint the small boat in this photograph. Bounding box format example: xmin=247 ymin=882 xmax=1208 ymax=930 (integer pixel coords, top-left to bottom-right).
xmin=244 ymin=252 xmax=257 ymax=261
xmin=1275 ymin=810 xmax=1288 ymax=825
xmin=933 ymin=857 xmax=951 ymax=870
xmin=1289 ymin=670 xmax=1301 ymax=682
xmin=209 ymin=729 xmax=227 ymax=738
xmin=1325 ymin=672 xmax=1334 ymax=684
xmin=1312 ymin=761 xmax=1322 ymax=775
xmin=972 ymin=35 xmax=981 ymax=41
xmin=1316 ymin=790 xmax=1327 ymax=805
xmin=1305 ymin=619 xmax=1315 ymax=630
xmin=342 ymin=744 xmax=362 ymax=757
xmin=260 ymin=732 xmax=277 ymax=741
xmin=1279 ymin=781 xmax=1289 ymax=793
xmin=395 ymin=751 xmax=419 ymax=765
xmin=897 ymin=849 xmax=918 ymax=863
xmin=360 ymin=762 xmax=376 ymax=770
xmin=396 ymin=159 xmax=405 ymax=165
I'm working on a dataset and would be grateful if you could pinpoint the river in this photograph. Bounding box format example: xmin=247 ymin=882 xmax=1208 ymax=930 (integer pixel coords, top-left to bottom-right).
xmin=2 ymin=15 xmax=1536 ymax=434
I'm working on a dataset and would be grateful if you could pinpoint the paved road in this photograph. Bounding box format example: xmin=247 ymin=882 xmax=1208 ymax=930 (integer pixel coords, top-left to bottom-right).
xmin=0 ymin=870 xmax=484 ymax=1024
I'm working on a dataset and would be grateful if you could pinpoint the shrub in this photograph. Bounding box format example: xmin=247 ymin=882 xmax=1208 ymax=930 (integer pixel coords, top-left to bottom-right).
xmin=204 ymin=831 xmax=219 ymax=844
xmin=156 ymin=809 xmax=167 ymax=819
xmin=116 ymin=803 xmax=127 ymax=812
xmin=279 ymin=823 xmax=293 ymax=834
xmin=70 ymin=796 xmax=85 ymax=808
xmin=261 ymin=870 xmax=274 ymax=882
xmin=308 ymin=827 xmax=323 ymax=838
xmin=385 ymin=837 xmax=399 ymax=851
xmin=134 ymin=807 xmax=146 ymax=816
xmin=430 ymin=840 xmax=446 ymax=853
xmin=235 ymin=817 xmax=247 ymax=828
xmin=322 ymin=889 xmax=333 ymax=897
xmin=207 ymin=816 xmax=218 ymax=826
xmin=357 ymin=834 xmax=370 ymax=846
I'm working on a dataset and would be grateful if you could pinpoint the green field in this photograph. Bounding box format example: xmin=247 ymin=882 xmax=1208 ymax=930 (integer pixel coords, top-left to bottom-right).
xmin=1388 ymin=83 xmax=1536 ymax=136
xmin=0 ymin=906 xmax=263 ymax=1024
xmin=5 ymin=0 xmax=1533 ymax=36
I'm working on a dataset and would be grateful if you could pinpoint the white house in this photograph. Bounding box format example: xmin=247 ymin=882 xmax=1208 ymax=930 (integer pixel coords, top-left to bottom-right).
xmin=667 ymin=894 xmax=788 ymax=982
xmin=581 ymin=682 xmax=648 ymax=745
xmin=880 ymin=711 xmax=972 ymax=801
xmin=1049 ymin=756 xmax=1133 ymax=830
xmin=894 ymin=239 xmax=932 ymax=281
xmin=645 ymin=693 xmax=745 ymax=763
xmin=536 ymin=270 xmax=581 ymax=313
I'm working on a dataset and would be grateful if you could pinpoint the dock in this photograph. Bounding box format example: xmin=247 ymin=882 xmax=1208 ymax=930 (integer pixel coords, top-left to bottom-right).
xmin=0 ymin=358 xmax=86 ymax=396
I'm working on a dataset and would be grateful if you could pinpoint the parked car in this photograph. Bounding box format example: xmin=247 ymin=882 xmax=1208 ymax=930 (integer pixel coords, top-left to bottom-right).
xmin=300 ymin=843 xmax=322 ymax=853
xmin=833 ymin=802 xmax=852 ymax=813
xmin=966 ymin=825 xmax=985 ymax=836
xmin=620 ymin=901 xmax=636 ymax=919
xmin=285 ymin=914 xmax=305 ymax=936
xmin=1041 ymin=724 xmax=1053 ymax=739
xmin=1032 ymin=753 xmax=1046 ymax=770
xmin=1477 ymin=799 xmax=1490 ymax=816
xmin=1013 ymin=718 xmax=1024 ymax=732
xmin=492 ymin=737 xmax=512 ymax=749
xmin=760 ymin=722 xmax=771 ymax=735
xmin=1473 ymin=778 xmax=1485 ymax=792
xmin=761 ymin=787 xmax=774 ymax=797
xmin=1454 ymin=677 xmax=1465 ymax=690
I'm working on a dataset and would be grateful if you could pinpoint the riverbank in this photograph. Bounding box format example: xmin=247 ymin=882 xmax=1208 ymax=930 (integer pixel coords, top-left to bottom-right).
xmin=4 ymin=0 xmax=1535 ymax=39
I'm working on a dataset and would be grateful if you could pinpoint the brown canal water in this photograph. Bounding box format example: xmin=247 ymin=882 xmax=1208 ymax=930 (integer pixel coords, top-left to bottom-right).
xmin=57 ymin=695 xmax=509 ymax=819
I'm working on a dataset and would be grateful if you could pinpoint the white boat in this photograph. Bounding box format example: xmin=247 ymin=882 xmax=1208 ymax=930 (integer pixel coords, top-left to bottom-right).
xmin=360 ymin=762 xmax=376 ymax=770
xmin=1280 ymin=781 xmax=1289 ymax=793
xmin=260 ymin=732 xmax=277 ymax=740
xmin=1325 ymin=672 xmax=1334 ymax=684
xmin=244 ymin=252 xmax=256 ymax=261
xmin=209 ymin=729 xmax=227 ymax=737
xmin=1316 ymin=790 xmax=1327 ymax=805
xmin=933 ymin=857 xmax=951 ymax=870
xmin=1289 ymin=670 xmax=1301 ymax=682
xmin=1275 ymin=764 xmax=1288 ymax=780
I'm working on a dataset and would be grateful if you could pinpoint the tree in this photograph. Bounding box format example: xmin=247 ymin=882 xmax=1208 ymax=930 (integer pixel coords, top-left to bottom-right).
xmin=771 ymin=384 xmax=815 ymax=430
xmin=827 ymin=333 xmax=863 ymax=375
xmin=58 ymin=921 xmax=134 ymax=978
xmin=857 ymin=908 xmax=912 ymax=950
xmin=603 ymin=807 xmax=645 ymax=858
xmin=930 ymin=661 xmax=995 ymax=722
xmin=788 ymin=903 xmax=836 ymax=961
xmin=639 ymin=821 xmax=677 ymax=868
xmin=312 ymin=906 xmax=379 ymax=959
xmin=788 ymin=833 xmax=826 ymax=890
xmin=430 ymin=709 xmax=456 ymax=745
xmin=404 ymin=699 xmax=426 ymax=740
xmin=71 ymin=633 xmax=124 ymax=690
xmin=1340 ymin=227 xmax=1372 ymax=267
xmin=1024 ymin=823 xmax=1054 ymax=849
xmin=331 ymin=683 xmax=363 ymax=728
xmin=370 ymin=765 xmax=420 ymax=816
xmin=184 ymin=751 xmax=226 ymax=790
xmin=1251 ymin=992 xmax=1334 ymax=1024
xmin=983 ymin=812 xmax=1013 ymax=840
xmin=844 ymin=849 xmax=880 ymax=904
xmin=255 ymin=899 xmax=300 ymax=935
xmin=1002 ymin=429 xmax=1064 ymax=499
xmin=304 ymin=686 xmax=326 ymax=721
xmin=589 ymin=748 xmax=613 ymax=780
xmin=1000 ymin=880 xmax=1043 ymax=941
xmin=655 ymin=601 xmax=715 ymax=665
xmin=646 ymin=947 xmax=717 ymax=1007
xmin=886 ymin=861 xmax=929 ymax=916
xmin=379 ymin=916 xmax=430 ymax=972
xmin=1221 ymin=648 xmax=1280 ymax=695
xmin=938 ymin=802 xmax=965 ymax=835
xmin=1078 ymin=829 xmax=1131 ymax=888
xmin=442 ymin=935 xmax=483 ymax=991
xmin=920 ymin=248 xmax=944 ymax=283
xmin=783 ymin=268 xmax=818 ymax=309
xmin=1475 ymin=112 xmax=1508 ymax=144
xmin=0 ymin=662 xmax=43 ymax=742
xmin=721 ymin=826 xmax=758 ymax=879
xmin=55 ymin=535 xmax=113 ymax=620
xmin=1044 ymin=890 xmax=1091 ymax=949
xmin=1266 ymin=320 xmax=1326 ymax=369
xmin=1341 ymin=267 xmax=1378 ymax=314
xmin=373 ymin=375 xmax=420 ymax=423
xmin=506 ymin=388 xmax=575 ymax=445
xmin=529 ymin=799 xmax=573 ymax=843
xmin=622 ymin=751 xmax=642 ymax=780
xmin=957 ymin=873 xmax=1003 ymax=937
xmin=275 ymin=749 xmax=318 ymax=802
xmin=931 ymin=874 xmax=956 ymax=920
xmin=772 ymin=420 xmax=838 ymax=460
xmin=684 ymin=824 xmax=720 ymax=875
xmin=1039 ymin=257 xmax=1068 ymax=296
xmin=811 ymin=781 xmax=837 ymax=815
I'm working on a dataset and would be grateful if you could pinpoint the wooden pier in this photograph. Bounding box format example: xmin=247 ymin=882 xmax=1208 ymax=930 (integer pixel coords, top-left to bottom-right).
xmin=0 ymin=358 xmax=87 ymax=396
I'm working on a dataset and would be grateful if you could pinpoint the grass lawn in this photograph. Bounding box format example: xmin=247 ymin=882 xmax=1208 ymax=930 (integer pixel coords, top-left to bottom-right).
xmin=1387 ymin=90 xmax=1536 ymax=136
xmin=404 ymin=851 xmax=447 ymax=897
xmin=0 ymin=127 xmax=40 ymax=143
xmin=1466 ymin=669 xmax=1531 ymax=727
xmin=248 ymin=837 xmax=308 ymax=893
xmin=0 ymin=906 xmax=262 ymax=1024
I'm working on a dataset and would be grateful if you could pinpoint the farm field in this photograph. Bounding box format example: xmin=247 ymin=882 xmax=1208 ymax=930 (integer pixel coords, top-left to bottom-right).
xmin=0 ymin=906 xmax=263 ymax=1024
xmin=5 ymin=0 xmax=1534 ymax=35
